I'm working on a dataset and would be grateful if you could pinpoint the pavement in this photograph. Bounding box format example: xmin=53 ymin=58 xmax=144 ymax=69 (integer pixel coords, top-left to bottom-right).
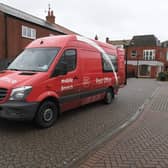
xmin=78 ymin=81 xmax=168 ymax=168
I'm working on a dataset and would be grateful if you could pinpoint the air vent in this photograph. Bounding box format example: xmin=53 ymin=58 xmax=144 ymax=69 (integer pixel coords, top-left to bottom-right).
xmin=19 ymin=72 xmax=36 ymax=75
xmin=0 ymin=88 xmax=8 ymax=101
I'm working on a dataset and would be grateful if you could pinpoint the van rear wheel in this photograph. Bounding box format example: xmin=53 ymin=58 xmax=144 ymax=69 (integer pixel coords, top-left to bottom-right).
xmin=104 ymin=89 xmax=114 ymax=104
xmin=35 ymin=100 xmax=58 ymax=128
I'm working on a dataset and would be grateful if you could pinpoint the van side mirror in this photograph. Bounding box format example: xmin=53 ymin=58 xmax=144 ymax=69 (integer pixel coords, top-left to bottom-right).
xmin=53 ymin=62 xmax=68 ymax=77
xmin=7 ymin=61 xmax=11 ymax=66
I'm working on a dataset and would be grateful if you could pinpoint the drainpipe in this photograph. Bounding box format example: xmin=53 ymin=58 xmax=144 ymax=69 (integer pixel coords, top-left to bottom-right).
xmin=3 ymin=14 xmax=9 ymax=69
xmin=4 ymin=14 xmax=8 ymax=59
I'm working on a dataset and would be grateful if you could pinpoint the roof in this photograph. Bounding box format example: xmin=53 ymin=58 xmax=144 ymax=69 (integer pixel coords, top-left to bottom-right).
xmin=108 ymin=40 xmax=131 ymax=47
xmin=54 ymin=23 xmax=78 ymax=35
xmin=130 ymin=35 xmax=160 ymax=47
xmin=0 ymin=3 xmax=78 ymax=35
xmin=161 ymin=41 xmax=168 ymax=48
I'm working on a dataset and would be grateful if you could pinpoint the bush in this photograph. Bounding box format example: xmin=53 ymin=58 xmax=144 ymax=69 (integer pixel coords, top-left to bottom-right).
xmin=157 ymin=72 xmax=168 ymax=81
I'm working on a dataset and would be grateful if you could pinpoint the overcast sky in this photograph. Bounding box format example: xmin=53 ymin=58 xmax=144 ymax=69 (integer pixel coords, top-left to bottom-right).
xmin=1 ymin=0 xmax=168 ymax=42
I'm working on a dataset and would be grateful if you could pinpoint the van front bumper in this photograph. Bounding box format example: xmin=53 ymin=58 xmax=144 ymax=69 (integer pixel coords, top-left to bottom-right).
xmin=0 ymin=101 xmax=39 ymax=120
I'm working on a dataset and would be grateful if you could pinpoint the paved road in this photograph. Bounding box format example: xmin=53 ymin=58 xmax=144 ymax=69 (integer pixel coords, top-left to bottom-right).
xmin=0 ymin=79 xmax=158 ymax=168
xmin=79 ymin=82 xmax=168 ymax=168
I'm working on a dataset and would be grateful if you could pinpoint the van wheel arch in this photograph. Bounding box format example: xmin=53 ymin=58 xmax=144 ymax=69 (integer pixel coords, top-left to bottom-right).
xmin=104 ymin=87 xmax=115 ymax=104
xmin=34 ymin=97 xmax=60 ymax=128
xmin=39 ymin=97 xmax=60 ymax=115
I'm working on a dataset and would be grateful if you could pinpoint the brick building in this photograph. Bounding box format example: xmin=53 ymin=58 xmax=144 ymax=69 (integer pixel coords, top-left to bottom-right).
xmin=0 ymin=3 xmax=77 ymax=70
xmin=109 ymin=35 xmax=168 ymax=78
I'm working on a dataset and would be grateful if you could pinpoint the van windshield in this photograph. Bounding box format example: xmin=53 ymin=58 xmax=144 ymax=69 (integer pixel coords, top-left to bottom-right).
xmin=7 ymin=48 xmax=60 ymax=72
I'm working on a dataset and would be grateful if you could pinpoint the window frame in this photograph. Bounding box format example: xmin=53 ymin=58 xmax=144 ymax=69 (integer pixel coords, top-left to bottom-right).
xmin=131 ymin=50 xmax=137 ymax=57
xmin=22 ymin=25 xmax=36 ymax=39
xmin=143 ymin=49 xmax=155 ymax=61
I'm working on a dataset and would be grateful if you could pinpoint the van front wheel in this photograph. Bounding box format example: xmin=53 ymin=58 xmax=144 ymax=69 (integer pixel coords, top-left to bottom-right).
xmin=104 ymin=89 xmax=114 ymax=104
xmin=35 ymin=100 xmax=58 ymax=128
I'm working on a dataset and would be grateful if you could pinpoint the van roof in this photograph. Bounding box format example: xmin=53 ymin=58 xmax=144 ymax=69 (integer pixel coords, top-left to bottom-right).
xmin=26 ymin=35 xmax=117 ymax=53
xmin=26 ymin=35 xmax=76 ymax=48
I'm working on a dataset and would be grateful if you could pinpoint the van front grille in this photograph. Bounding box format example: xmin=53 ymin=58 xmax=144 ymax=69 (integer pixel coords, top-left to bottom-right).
xmin=0 ymin=88 xmax=8 ymax=101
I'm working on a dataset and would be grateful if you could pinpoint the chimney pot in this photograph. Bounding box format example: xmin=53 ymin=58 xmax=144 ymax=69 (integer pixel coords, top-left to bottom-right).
xmin=46 ymin=9 xmax=55 ymax=24
xmin=51 ymin=10 xmax=53 ymax=16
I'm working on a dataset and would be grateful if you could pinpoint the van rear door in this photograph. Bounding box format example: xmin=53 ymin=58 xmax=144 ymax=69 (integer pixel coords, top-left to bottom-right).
xmin=117 ymin=48 xmax=125 ymax=86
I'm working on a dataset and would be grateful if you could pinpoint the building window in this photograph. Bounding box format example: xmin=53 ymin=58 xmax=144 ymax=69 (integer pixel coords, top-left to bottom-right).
xmin=22 ymin=25 xmax=36 ymax=39
xmin=143 ymin=50 xmax=155 ymax=60
xmin=131 ymin=50 xmax=137 ymax=57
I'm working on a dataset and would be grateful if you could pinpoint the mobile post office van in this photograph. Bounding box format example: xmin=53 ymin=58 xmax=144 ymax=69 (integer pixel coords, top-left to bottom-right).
xmin=0 ymin=35 xmax=125 ymax=128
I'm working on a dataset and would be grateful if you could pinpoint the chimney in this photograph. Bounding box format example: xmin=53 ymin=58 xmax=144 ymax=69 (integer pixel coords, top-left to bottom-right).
xmin=46 ymin=5 xmax=55 ymax=24
xmin=106 ymin=37 xmax=109 ymax=43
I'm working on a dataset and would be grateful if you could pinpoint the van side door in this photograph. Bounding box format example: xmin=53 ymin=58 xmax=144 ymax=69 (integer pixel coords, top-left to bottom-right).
xmin=54 ymin=48 xmax=81 ymax=112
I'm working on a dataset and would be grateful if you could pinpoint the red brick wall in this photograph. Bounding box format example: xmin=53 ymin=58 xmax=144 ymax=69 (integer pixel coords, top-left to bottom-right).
xmin=160 ymin=47 xmax=168 ymax=67
xmin=0 ymin=12 xmax=5 ymax=60
xmin=127 ymin=46 xmax=159 ymax=61
xmin=127 ymin=65 xmax=136 ymax=77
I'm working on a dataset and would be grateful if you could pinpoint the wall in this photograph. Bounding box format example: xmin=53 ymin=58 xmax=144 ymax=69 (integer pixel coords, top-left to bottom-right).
xmin=127 ymin=65 xmax=136 ymax=77
xmin=0 ymin=11 xmax=5 ymax=60
xmin=127 ymin=46 xmax=159 ymax=61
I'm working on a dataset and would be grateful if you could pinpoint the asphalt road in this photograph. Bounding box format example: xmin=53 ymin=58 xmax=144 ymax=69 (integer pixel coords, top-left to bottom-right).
xmin=0 ymin=78 xmax=159 ymax=168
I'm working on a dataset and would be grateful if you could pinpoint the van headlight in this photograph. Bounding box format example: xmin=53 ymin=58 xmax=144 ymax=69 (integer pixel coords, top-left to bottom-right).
xmin=9 ymin=86 xmax=32 ymax=101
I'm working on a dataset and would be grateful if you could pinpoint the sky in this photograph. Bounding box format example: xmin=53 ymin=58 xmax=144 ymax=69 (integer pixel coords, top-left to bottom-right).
xmin=1 ymin=0 xmax=168 ymax=42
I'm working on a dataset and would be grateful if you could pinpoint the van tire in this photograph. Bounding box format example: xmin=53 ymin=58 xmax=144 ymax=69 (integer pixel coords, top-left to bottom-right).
xmin=104 ymin=89 xmax=114 ymax=104
xmin=35 ymin=100 xmax=58 ymax=128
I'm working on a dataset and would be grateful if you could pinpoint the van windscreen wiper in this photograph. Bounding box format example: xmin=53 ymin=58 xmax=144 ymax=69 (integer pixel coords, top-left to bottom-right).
xmin=7 ymin=68 xmax=20 ymax=71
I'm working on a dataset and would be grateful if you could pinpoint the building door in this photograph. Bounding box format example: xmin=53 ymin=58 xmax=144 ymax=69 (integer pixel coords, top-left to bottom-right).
xmin=139 ymin=65 xmax=150 ymax=77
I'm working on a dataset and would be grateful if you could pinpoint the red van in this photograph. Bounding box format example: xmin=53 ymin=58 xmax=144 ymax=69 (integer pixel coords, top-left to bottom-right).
xmin=0 ymin=35 xmax=125 ymax=128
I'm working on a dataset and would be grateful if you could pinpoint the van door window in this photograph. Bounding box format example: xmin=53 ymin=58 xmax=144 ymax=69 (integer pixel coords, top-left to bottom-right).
xmin=57 ymin=49 xmax=77 ymax=72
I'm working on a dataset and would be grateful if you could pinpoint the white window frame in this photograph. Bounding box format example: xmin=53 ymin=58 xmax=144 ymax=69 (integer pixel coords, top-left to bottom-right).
xmin=143 ymin=49 xmax=155 ymax=60
xmin=22 ymin=25 xmax=36 ymax=39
